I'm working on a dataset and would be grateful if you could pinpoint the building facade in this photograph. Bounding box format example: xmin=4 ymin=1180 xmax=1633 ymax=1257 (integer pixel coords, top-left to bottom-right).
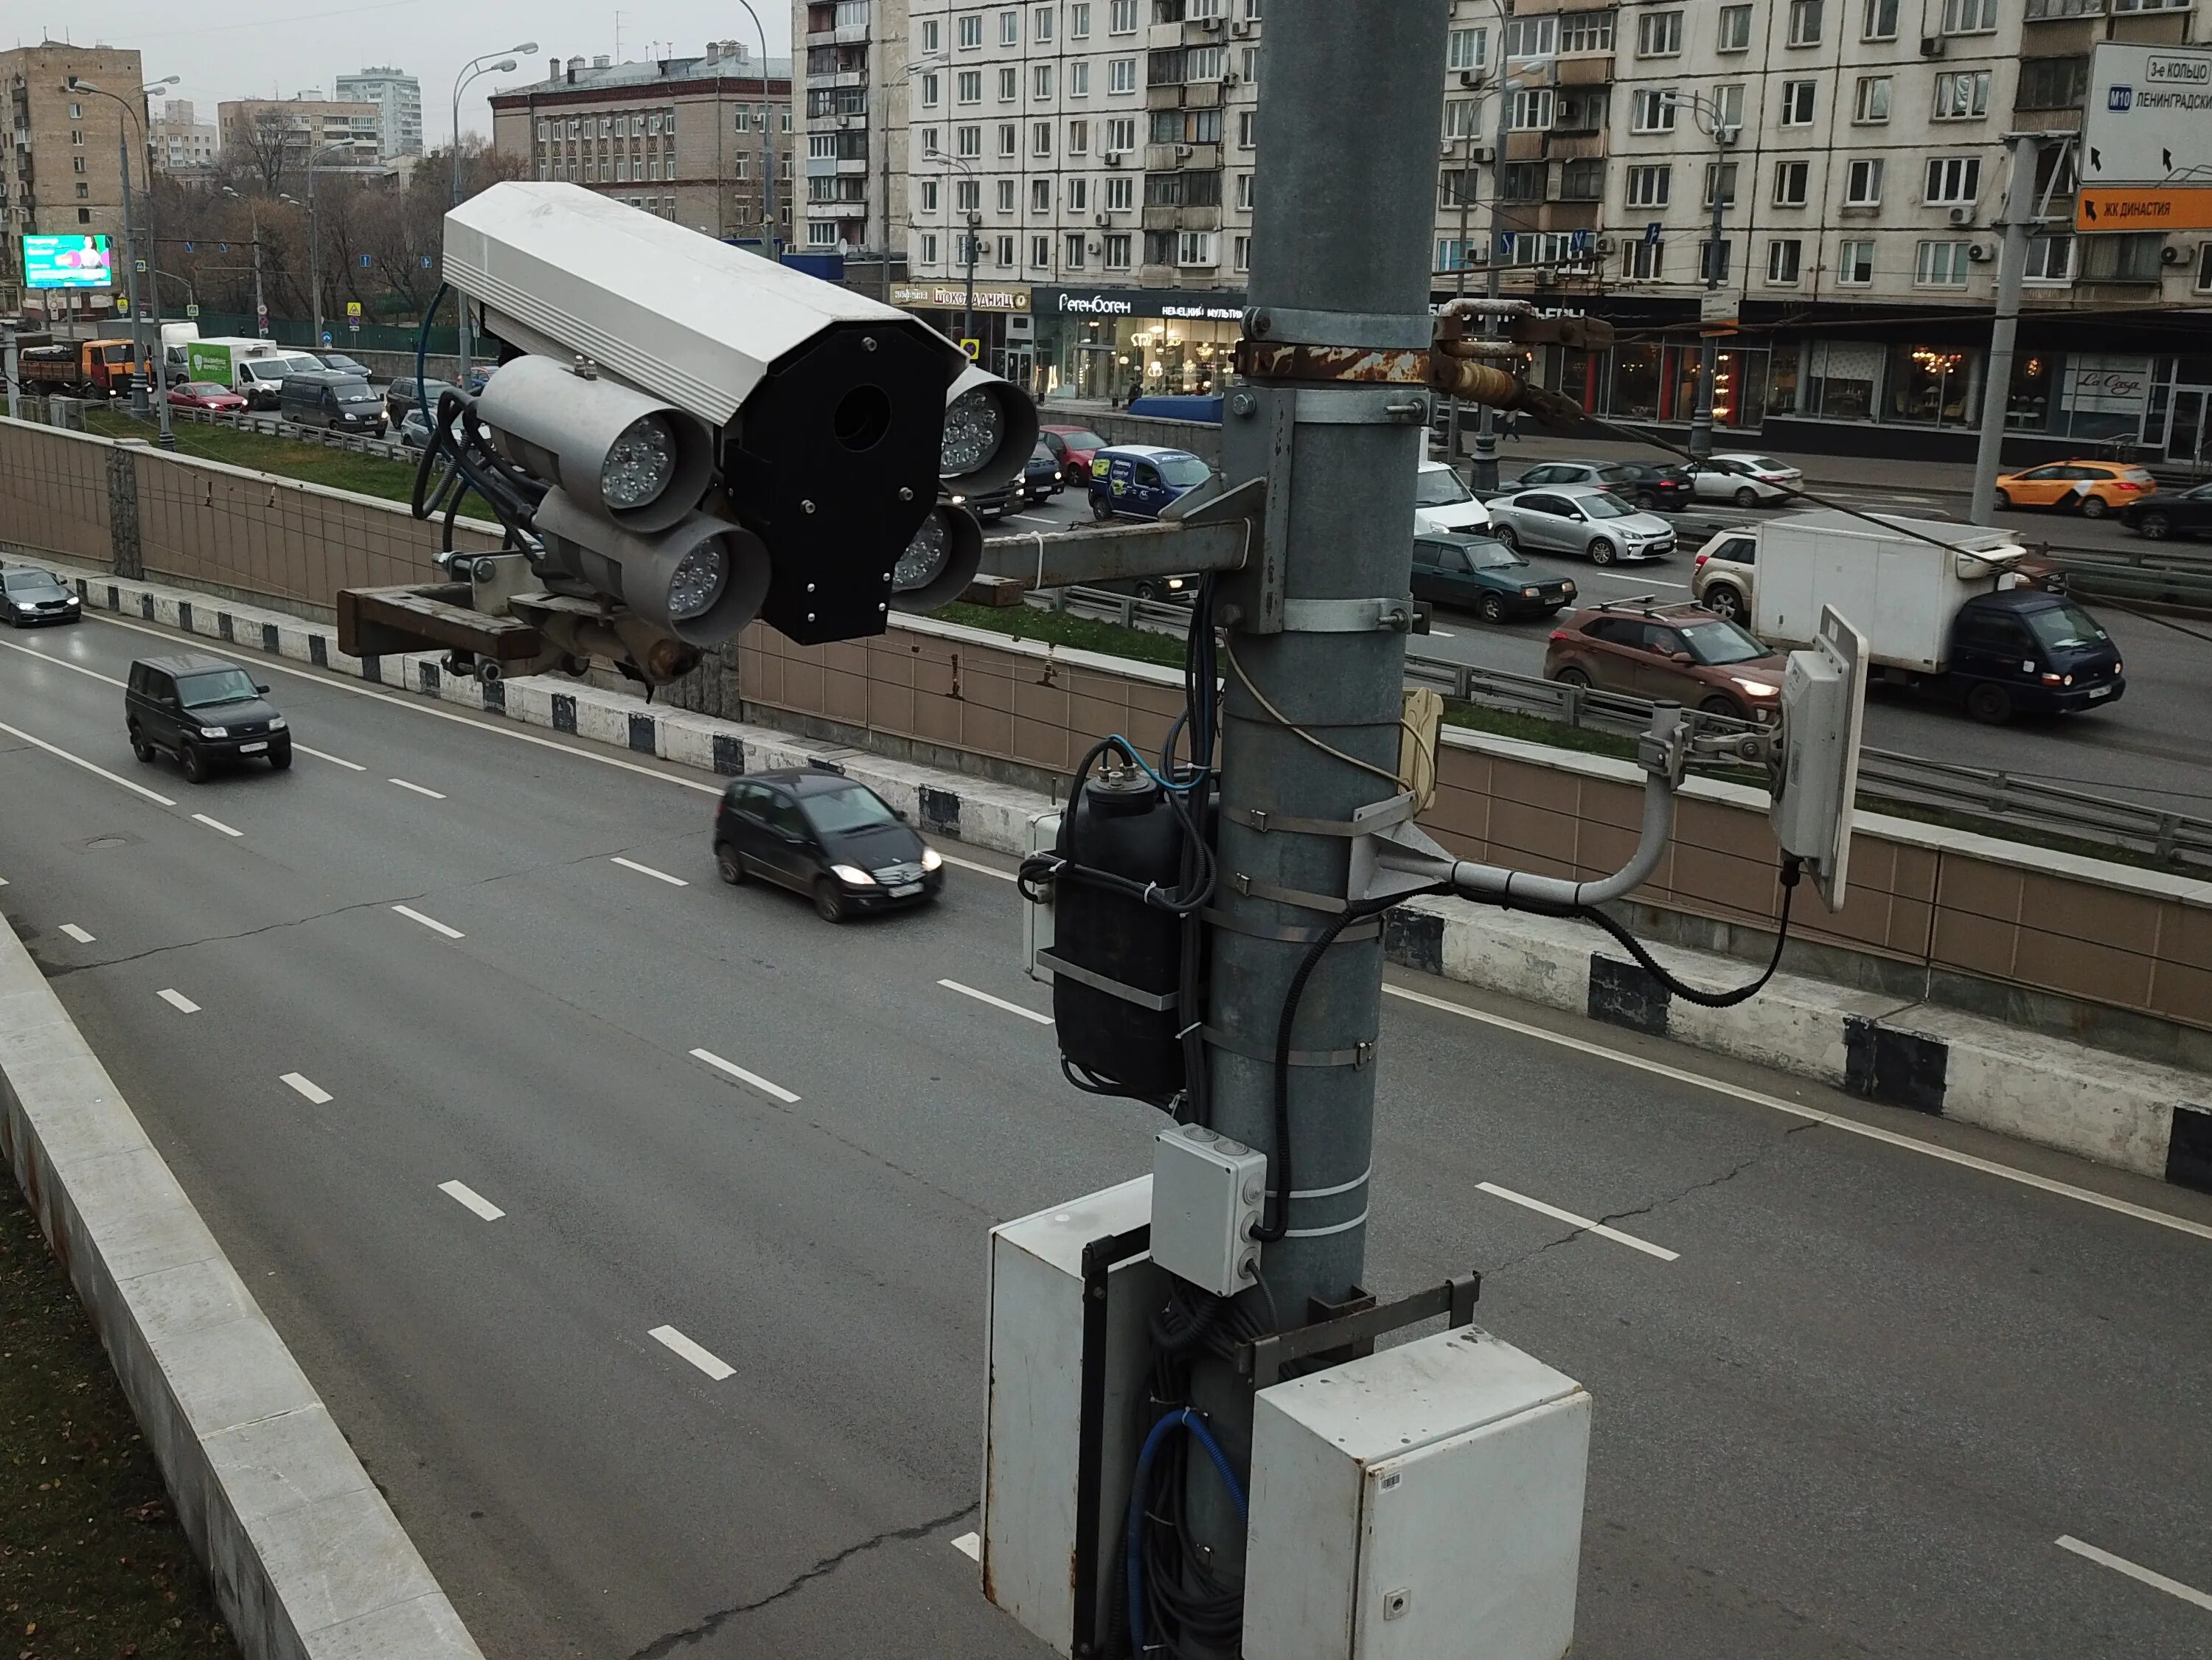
xmin=490 ymin=48 xmax=795 ymax=243
xmin=218 ymin=97 xmax=386 ymax=171
xmin=0 ymin=41 xmax=148 ymax=315
xmin=793 ymin=0 xmax=917 ymax=299
xmin=150 ymin=98 xmax=219 ymax=175
xmin=335 ymin=67 xmax=425 ymax=159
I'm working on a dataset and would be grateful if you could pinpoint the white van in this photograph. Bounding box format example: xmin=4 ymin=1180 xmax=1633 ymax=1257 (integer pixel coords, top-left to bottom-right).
xmin=184 ymin=338 xmax=323 ymax=410
xmin=1413 ymin=459 xmax=1491 ymax=535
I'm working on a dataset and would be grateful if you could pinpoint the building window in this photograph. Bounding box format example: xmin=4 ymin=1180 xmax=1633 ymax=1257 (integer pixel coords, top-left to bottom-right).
xmin=922 ymin=18 xmax=941 ymax=51
xmin=77 ymin=208 xmax=92 ymax=224
xmin=998 ymin=178 xmax=1018 ymax=212
xmin=1104 ymin=232 xmax=1132 ymax=268
xmin=959 ymin=14 xmax=984 ymax=48
xmin=1034 ymin=120 xmax=1053 ymax=155
xmin=2112 ymin=0 xmax=2196 ymax=11
xmin=1110 ymin=0 xmax=1138 ymax=32
xmin=1437 ymin=237 xmax=1470 ymax=271
xmin=999 ymin=122 xmax=1018 ymax=156
xmin=1069 ymin=61 xmax=1091 ymax=97
xmin=1624 ymin=237 xmax=1664 ymax=280
xmin=1030 ymin=178 xmax=1052 ymax=212
xmin=1106 ymin=117 xmax=1135 ymax=153
xmin=958 ymin=70 xmax=981 ymax=103
xmin=1698 ymin=239 xmax=1731 ymax=282
xmin=1626 ymin=165 xmax=1671 ymax=208
xmin=1941 ymin=0 xmax=1997 ymax=31
xmin=1234 ymin=234 xmax=1251 ymax=272
xmin=72 ymin=156 xmax=86 ymax=173
xmin=1559 ymin=157 xmax=1603 ymax=201
xmin=1852 ymin=76 xmax=1891 ymax=124
xmin=1862 ymin=0 xmax=1899 ymax=39
xmin=1914 ymin=240 xmax=1972 ymax=285
xmin=1030 ymin=232 xmax=1050 ymax=266
xmin=70 ymin=129 xmax=83 ymax=145
xmin=1837 ymin=239 xmax=1875 ymax=285
xmin=997 ymin=233 xmax=1015 ymax=265
xmin=2079 ymin=232 xmax=2165 ymax=281
xmin=1178 ymin=229 xmax=1217 ymax=265
xmin=1773 ymin=160 xmax=1809 ymax=207
xmin=1238 ymin=110 xmax=1256 ymax=147
xmin=1715 ymin=84 xmax=1745 ymax=130
xmin=1503 ymin=15 xmax=1557 ymax=58
xmin=1717 ymin=4 xmax=1753 ymax=49
xmin=1073 ymin=2 xmax=1092 ymax=38
xmin=1704 ymin=162 xmax=1739 ymax=207
xmin=1105 ymin=174 xmax=1133 ymax=209
xmin=1239 ymin=171 xmax=1256 ymax=209
xmin=1933 ymin=71 xmax=1990 ymax=120
xmin=957 ymin=125 xmax=981 ymax=156
xmin=2194 ymin=242 xmax=2212 ymax=291
xmin=1924 ymin=156 xmax=1981 ymax=204
xmin=1110 ymin=58 xmax=1137 ymax=94
xmin=1001 ymin=8 xmax=1021 ymax=44
xmin=2017 ymin=58 xmax=2089 ymax=112
xmin=2027 ymin=234 xmax=2075 ymax=282
xmin=1442 ymin=98 xmax=1479 ymax=139
xmin=1631 ymin=89 xmax=1677 ymax=133
xmin=921 ymin=73 xmax=940 ymax=107
xmin=1036 ymin=4 xmax=1054 ymax=41
xmin=921 ymin=126 xmax=941 ymax=155
xmin=1242 ymin=44 xmax=1260 ymax=80
xmin=999 ymin=66 xmax=1019 ymax=100
xmin=1559 ymin=13 xmax=1613 ymax=51
xmin=1070 ymin=118 xmax=1090 ymax=153
xmin=74 ymin=182 xmax=88 ymax=199
xmin=1779 ymin=82 xmax=1816 ymax=126
xmin=920 ymin=179 xmax=940 ymax=211
xmin=1065 ymin=232 xmax=1086 ymax=267
xmin=1447 ymin=27 xmax=1486 ymax=71
xmin=1767 ymin=239 xmax=1804 ymax=285
xmin=1787 ymin=1 xmax=1823 ymax=46
xmin=1500 ymin=162 xmax=1545 ymax=202
xmin=956 ymin=177 xmax=981 ymax=210
xmin=1846 ymin=158 xmax=1884 ymax=206
xmin=1066 ymin=177 xmax=1088 ymax=211
xmin=1509 ymin=88 xmax=1554 ymax=131
xmin=1636 ymin=10 xmax=1683 ymax=56
xmin=922 ymin=231 xmax=939 ymax=264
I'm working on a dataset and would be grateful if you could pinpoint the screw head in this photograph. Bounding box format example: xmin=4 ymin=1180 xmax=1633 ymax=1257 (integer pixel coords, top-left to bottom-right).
xmin=898 ymin=485 xmax=914 ymax=501
xmin=806 ymin=611 xmax=817 ymax=622
xmin=862 ymin=335 xmax=879 ymax=352
xmin=807 ymin=582 xmax=816 ymax=593
xmin=801 ymin=499 xmax=817 ymax=514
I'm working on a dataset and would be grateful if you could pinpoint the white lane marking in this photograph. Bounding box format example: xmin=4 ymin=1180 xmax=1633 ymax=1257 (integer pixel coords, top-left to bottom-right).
xmin=157 ymin=988 xmax=201 ymax=1013
xmin=648 ymin=1324 xmax=736 ymax=1381
xmin=2055 ymin=1536 xmax=2212 ymax=1614
xmin=1385 ymin=982 xmax=2212 ymax=1246
xmin=611 ymin=855 xmax=689 ymax=887
xmin=939 ymin=977 xmax=1054 ymax=1025
xmin=388 ymin=777 xmax=446 ymax=799
xmin=279 ymin=1072 xmax=333 ymax=1104
xmin=392 ymin=903 xmax=465 ymax=940
xmin=0 ymin=873 xmax=9 ymax=885
xmin=438 ymin=1180 xmax=507 ymax=1221
xmin=689 ymin=1046 xmax=801 ymax=1103
xmin=58 ymin=923 xmax=96 ymax=943
xmin=87 ymin=613 xmax=723 ymax=795
xmin=1009 ymin=512 xmax=1058 ymax=526
xmin=0 ymin=637 xmax=125 ymax=685
xmin=951 ymin=1532 xmax=981 ymax=1561
xmin=1426 ymin=628 xmax=1457 ymax=639
xmin=1477 ymin=1181 xmax=1680 ymax=1262
xmin=293 ymin=743 xmax=365 ymax=771
xmin=938 ymin=852 xmax=1018 ymax=882
xmin=191 ymin=812 xmax=243 ymax=838
xmin=0 ymin=719 xmax=177 ymax=808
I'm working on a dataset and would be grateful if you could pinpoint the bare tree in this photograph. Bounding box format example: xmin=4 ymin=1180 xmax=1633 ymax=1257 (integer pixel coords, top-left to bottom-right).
xmin=223 ymin=106 xmax=296 ymax=194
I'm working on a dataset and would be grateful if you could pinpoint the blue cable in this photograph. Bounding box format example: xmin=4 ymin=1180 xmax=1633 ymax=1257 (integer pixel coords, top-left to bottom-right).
xmin=1108 ymin=733 xmax=1206 ymax=794
xmin=1125 ymin=1408 xmax=1248 ymax=1656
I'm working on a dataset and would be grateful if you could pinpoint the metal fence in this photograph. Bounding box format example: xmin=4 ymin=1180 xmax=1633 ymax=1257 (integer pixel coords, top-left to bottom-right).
xmin=1031 ymin=583 xmax=2212 ymax=871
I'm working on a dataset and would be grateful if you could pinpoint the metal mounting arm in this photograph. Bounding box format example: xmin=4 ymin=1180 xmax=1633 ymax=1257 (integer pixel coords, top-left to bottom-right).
xmin=975 ymin=476 xmax=1265 ymax=590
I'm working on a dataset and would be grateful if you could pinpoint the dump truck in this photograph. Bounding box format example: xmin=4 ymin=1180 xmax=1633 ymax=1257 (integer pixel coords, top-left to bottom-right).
xmin=14 ymin=338 xmax=144 ymax=396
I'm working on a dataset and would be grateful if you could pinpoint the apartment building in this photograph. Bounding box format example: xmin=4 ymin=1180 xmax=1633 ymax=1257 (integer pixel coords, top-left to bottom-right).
xmin=150 ymin=99 xmax=219 ymax=176
xmin=0 ymin=41 xmax=147 ymax=314
xmin=793 ymin=0 xmax=919 ymax=301
xmin=488 ymin=48 xmax=795 ymax=242
xmin=335 ymin=67 xmax=425 ymax=159
xmin=218 ymin=97 xmax=386 ymax=172
xmin=1491 ymin=0 xmax=2212 ymax=462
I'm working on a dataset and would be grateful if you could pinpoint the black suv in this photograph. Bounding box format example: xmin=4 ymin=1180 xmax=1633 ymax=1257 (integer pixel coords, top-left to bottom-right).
xmin=125 ymin=653 xmax=292 ymax=782
xmin=713 ymin=768 xmax=943 ymax=922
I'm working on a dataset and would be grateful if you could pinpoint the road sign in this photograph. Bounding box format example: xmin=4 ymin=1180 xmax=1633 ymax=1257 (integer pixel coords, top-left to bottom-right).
xmin=349 ymin=322 xmax=361 ymax=335
xmin=321 ymin=331 xmax=333 ymax=347
xmin=1699 ymin=288 xmax=1739 ymax=328
xmin=1644 ymin=221 xmax=1662 ymax=247
xmin=359 ymin=254 xmax=373 ymax=268
xmin=134 ymin=259 xmax=147 ymax=274
xmin=2084 ymin=43 xmax=2212 ymax=185
xmin=185 ymin=302 xmax=200 ymax=318
xmin=346 ymin=301 xmax=362 ymax=318
xmin=961 ymin=337 xmax=981 ymax=361
xmin=2075 ymin=184 xmax=2212 ymax=232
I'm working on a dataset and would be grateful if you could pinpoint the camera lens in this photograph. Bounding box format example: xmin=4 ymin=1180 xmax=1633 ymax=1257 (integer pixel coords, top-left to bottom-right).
xmin=894 ymin=510 xmax=950 ymax=591
xmin=941 ymin=386 xmax=1005 ymax=476
xmin=667 ymin=539 xmax=728 ymax=619
xmin=602 ymin=413 xmax=678 ymax=510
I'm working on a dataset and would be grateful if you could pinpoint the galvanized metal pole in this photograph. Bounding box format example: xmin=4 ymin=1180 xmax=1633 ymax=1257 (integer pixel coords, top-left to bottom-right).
xmin=137 ymin=126 xmax=175 ymax=449
xmin=1446 ymin=142 xmax=1471 ymax=467
xmin=1970 ymin=133 xmax=2041 ymax=525
xmin=114 ymin=113 xmax=150 ymax=414
xmin=1468 ymin=35 xmax=1512 ymax=494
xmin=1196 ymin=0 xmax=1452 ymax=1593
xmin=1688 ymin=139 xmax=1728 ymax=465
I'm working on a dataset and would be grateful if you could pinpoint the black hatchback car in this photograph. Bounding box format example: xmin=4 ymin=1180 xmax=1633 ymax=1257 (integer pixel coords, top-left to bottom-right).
xmin=125 ymin=653 xmax=291 ymax=782
xmin=714 ymin=768 xmax=944 ymax=922
xmin=1 ymin=564 xmax=83 ymax=626
xmin=2121 ymin=481 xmax=2212 ymax=541
xmin=1411 ymin=531 xmax=1576 ymax=622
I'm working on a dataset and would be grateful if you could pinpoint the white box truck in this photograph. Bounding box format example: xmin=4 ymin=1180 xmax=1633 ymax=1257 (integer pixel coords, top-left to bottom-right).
xmin=184 ymin=338 xmax=324 ymax=410
xmin=1752 ymin=512 xmax=2124 ymax=724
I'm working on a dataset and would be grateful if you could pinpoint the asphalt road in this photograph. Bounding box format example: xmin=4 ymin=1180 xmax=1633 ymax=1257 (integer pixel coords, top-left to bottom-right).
xmin=3 ymin=611 xmax=2211 ymax=1659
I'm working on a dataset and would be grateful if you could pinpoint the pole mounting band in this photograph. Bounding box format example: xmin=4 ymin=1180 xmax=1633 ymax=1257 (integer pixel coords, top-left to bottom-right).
xmin=1202 ymin=1027 xmax=1374 ymax=1069
xmin=1200 ymin=907 xmax=1380 ymax=945
xmin=1223 ymin=792 xmax=1416 ymax=838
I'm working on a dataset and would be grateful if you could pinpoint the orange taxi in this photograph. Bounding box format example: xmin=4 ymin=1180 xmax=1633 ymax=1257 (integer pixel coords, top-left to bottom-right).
xmin=1992 ymin=460 xmax=2158 ymax=520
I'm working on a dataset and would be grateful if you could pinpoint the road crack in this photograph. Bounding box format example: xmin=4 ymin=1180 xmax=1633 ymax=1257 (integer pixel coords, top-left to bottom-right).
xmin=625 ymin=1499 xmax=978 ymax=1659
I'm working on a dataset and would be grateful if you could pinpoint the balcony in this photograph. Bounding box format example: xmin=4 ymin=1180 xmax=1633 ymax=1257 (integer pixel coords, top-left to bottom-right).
xmin=1536 ymin=201 xmax=1599 ymax=233
xmin=1544 ymin=131 xmax=1605 ymax=160
xmin=1557 ymin=55 xmax=1613 ymax=86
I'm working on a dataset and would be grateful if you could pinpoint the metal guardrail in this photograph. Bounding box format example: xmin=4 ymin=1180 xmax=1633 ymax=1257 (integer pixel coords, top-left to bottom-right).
xmin=1032 ymin=584 xmax=2212 ymax=870
xmin=167 ymin=404 xmax=415 ymax=462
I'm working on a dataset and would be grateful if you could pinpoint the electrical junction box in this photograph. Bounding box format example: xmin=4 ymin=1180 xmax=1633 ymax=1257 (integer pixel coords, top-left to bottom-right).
xmin=1771 ymin=605 xmax=1868 ymax=913
xmin=1023 ymin=810 xmax=1061 ymax=984
xmin=981 ymin=1177 xmax=1164 ymax=1657
xmin=1243 ymin=1325 xmax=1590 ymax=1660
xmin=1150 ymin=1122 xmax=1267 ymax=1296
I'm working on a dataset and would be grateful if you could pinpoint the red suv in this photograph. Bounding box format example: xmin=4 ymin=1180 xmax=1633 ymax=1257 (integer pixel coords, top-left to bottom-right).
xmin=1543 ymin=600 xmax=1786 ymax=723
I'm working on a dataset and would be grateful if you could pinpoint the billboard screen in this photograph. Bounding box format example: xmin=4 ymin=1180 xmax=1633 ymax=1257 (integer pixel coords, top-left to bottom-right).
xmin=22 ymin=234 xmax=114 ymax=290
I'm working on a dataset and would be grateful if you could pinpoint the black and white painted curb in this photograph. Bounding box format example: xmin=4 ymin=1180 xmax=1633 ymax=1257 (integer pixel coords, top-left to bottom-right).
xmin=52 ymin=564 xmax=2212 ymax=1197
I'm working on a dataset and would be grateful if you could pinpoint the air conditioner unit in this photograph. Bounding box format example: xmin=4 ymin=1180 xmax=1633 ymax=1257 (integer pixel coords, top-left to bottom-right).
xmin=1946 ymin=205 xmax=1974 ymax=226
xmin=1105 ymin=151 xmax=1122 ymax=167
xmin=1175 ymin=142 xmax=1192 ymax=157
xmin=1095 ymin=212 xmax=1111 ymax=226
xmin=1231 ymin=18 xmax=1252 ymax=36
xmin=1966 ymin=242 xmax=1994 ymax=263
xmin=1920 ymin=35 xmax=1944 ymax=57
xmin=2161 ymin=242 xmax=2185 ymax=265
xmin=1594 ymin=235 xmax=1616 ymax=254
xmin=1459 ymin=69 xmax=1481 ymax=88
xmin=1200 ymin=15 xmax=1223 ymax=31
xmin=1088 ymin=239 xmax=1102 ymax=252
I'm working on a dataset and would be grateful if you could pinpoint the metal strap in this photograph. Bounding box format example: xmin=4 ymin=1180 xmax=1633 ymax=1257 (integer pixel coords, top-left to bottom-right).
xmin=1283 ymin=1207 xmax=1371 ymax=1239
xmin=1269 ymin=1167 xmax=1372 ymax=1201
xmin=1033 ymin=949 xmax=1178 ymax=1013
xmin=1224 ymin=793 xmax=1416 ymax=838
xmin=1242 ymin=305 xmax=1435 ymax=350
xmin=1230 ymin=872 xmax=1349 ymax=914
xmin=1201 ymin=907 xmax=1380 ymax=945
xmin=1201 ymin=1027 xmax=1373 ymax=1069
xmin=1280 ymin=597 xmax=1416 ymax=633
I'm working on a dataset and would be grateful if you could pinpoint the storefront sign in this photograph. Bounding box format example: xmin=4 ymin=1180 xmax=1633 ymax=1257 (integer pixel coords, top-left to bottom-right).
xmin=891 ymin=281 xmax=1031 ymax=313
xmin=1038 ymin=286 xmax=1246 ymax=322
xmin=2065 ymin=355 xmax=2152 ymax=415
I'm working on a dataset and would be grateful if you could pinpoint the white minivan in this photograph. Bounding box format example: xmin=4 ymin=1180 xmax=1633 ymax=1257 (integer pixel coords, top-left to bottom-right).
xmin=1413 ymin=459 xmax=1491 ymax=535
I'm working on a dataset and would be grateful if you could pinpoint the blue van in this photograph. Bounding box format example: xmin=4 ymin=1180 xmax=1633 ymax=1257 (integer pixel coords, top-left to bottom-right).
xmin=1088 ymin=445 xmax=1214 ymax=522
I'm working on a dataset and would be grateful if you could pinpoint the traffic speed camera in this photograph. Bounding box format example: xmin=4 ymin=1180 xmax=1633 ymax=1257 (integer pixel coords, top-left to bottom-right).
xmin=443 ymin=183 xmax=1034 ymax=645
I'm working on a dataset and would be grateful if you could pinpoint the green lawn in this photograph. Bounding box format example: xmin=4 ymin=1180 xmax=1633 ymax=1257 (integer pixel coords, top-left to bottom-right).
xmin=86 ymin=409 xmax=427 ymax=507
xmin=1 ymin=1176 xmax=240 ymax=1659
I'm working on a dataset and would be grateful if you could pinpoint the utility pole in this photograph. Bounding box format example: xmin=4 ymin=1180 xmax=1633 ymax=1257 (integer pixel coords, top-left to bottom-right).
xmin=1688 ymin=124 xmax=1735 ymax=465
xmin=1467 ymin=27 xmax=1514 ymax=493
xmin=114 ymin=114 xmax=150 ymax=414
xmin=1969 ymin=133 xmax=2042 ymax=525
xmin=1194 ymin=0 xmax=1451 ymax=1591
xmin=1444 ymin=135 xmax=1472 ymax=467
xmin=735 ymin=0 xmax=777 ymax=257
xmin=962 ymin=212 xmax=980 ymax=354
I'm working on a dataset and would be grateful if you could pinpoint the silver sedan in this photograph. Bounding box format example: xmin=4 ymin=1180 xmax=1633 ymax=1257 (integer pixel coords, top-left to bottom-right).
xmin=1482 ymin=485 xmax=1677 ymax=566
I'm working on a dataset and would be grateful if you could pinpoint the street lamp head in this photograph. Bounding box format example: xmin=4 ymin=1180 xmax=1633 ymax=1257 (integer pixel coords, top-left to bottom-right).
xmin=64 ymin=76 xmax=99 ymax=93
xmin=512 ymin=41 xmax=538 ymax=55
xmin=493 ymin=60 xmax=518 ymax=73
xmin=147 ymin=76 xmax=181 ymax=90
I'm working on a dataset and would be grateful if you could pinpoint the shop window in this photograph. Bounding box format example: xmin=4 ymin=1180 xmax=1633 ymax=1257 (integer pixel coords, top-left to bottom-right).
xmin=2007 ymin=353 xmax=2055 ymax=432
xmin=1889 ymin=345 xmax=1974 ymax=425
xmin=1611 ymin=344 xmax=1663 ymax=419
xmin=1808 ymin=340 xmax=1880 ymax=421
xmin=1768 ymin=349 xmax=1803 ymax=417
xmin=2197 ymin=244 xmax=2212 ymax=293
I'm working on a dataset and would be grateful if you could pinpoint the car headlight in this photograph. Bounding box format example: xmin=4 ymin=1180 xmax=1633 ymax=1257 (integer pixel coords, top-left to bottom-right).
xmin=921 ymin=847 xmax=943 ymax=872
xmin=268 ymin=715 xmax=288 ymax=731
xmin=830 ymin=864 xmax=877 ymax=886
xmin=11 ymin=601 xmax=32 ymax=611
xmin=197 ymin=725 xmax=230 ymax=738
xmin=1732 ymin=678 xmax=1780 ymax=697
xmin=1521 ymin=586 xmax=1540 ymax=598
xmin=1563 ymin=581 xmax=1577 ymax=596
xmin=1166 ymin=577 xmax=1186 ymax=591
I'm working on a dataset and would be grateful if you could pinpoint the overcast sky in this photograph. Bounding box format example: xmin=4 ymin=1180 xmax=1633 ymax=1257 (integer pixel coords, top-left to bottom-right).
xmin=22 ymin=0 xmax=793 ymax=145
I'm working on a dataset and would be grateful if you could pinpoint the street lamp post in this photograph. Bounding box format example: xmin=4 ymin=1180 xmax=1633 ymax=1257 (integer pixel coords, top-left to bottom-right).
xmin=1662 ymin=90 xmax=1739 ymax=465
xmin=735 ymin=1 xmax=780 ymax=257
xmin=68 ymin=74 xmax=178 ymax=447
xmin=1466 ymin=0 xmax=1514 ymax=491
xmin=221 ymin=187 xmax=271 ymax=336
xmin=305 ymin=143 xmax=361 ymax=353
xmin=450 ymin=44 xmax=532 ymax=386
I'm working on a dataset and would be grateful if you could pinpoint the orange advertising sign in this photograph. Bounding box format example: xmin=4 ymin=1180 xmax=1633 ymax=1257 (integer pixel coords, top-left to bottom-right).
xmin=2075 ymin=187 xmax=2212 ymax=232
